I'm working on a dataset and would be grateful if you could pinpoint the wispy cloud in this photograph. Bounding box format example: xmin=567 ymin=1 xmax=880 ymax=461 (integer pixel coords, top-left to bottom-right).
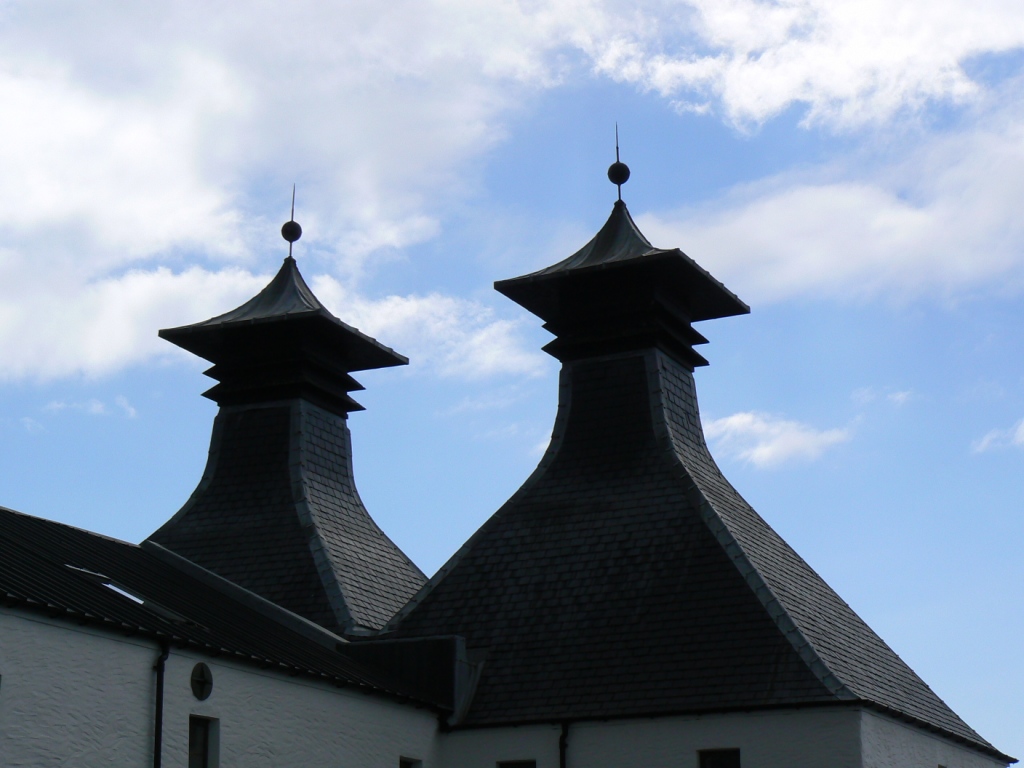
xmin=42 ymin=396 xmax=138 ymax=418
xmin=45 ymin=399 xmax=107 ymax=415
xmin=312 ymin=276 xmax=549 ymax=380
xmin=20 ymin=417 xmax=43 ymax=433
xmin=639 ymin=97 xmax=1024 ymax=303
xmin=115 ymin=396 xmax=138 ymax=418
xmin=0 ymin=0 xmax=1022 ymax=383
xmin=852 ymin=387 xmax=914 ymax=406
xmin=972 ymin=419 xmax=1024 ymax=453
xmin=703 ymin=411 xmax=851 ymax=468
xmin=587 ymin=0 xmax=1024 ymax=129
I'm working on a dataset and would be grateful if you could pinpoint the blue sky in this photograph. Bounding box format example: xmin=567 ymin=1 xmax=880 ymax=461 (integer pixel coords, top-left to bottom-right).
xmin=0 ymin=0 xmax=1021 ymax=757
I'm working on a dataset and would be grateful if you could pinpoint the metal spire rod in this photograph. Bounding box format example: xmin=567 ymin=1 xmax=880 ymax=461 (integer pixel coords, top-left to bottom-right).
xmin=289 ymin=184 xmax=296 ymax=259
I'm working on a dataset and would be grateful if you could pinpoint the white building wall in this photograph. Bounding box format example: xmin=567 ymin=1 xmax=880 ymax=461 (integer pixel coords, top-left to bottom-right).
xmin=3 ymin=607 xmax=1010 ymax=768
xmin=860 ymin=709 xmax=1007 ymax=768
xmin=439 ymin=724 xmax=563 ymax=768
xmin=0 ymin=608 xmax=440 ymax=768
xmin=160 ymin=648 xmax=440 ymax=768
xmin=441 ymin=708 xmax=863 ymax=768
xmin=0 ymin=609 xmax=157 ymax=766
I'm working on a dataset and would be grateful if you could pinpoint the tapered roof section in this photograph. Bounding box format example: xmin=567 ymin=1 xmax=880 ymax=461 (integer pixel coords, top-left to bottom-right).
xmin=151 ymin=247 xmax=426 ymax=635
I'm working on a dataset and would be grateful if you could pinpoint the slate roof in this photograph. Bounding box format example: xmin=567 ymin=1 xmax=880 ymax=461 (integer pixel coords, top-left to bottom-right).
xmin=0 ymin=505 xmax=436 ymax=707
xmin=388 ymin=202 xmax=1011 ymax=762
xmin=149 ymin=400 xmax=426 ymax=634
xmin=150 ymin=256 xmax=426 ymax=635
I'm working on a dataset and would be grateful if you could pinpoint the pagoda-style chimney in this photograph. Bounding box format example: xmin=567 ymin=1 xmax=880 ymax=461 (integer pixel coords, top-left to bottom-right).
xmin=495 ymin=197 xmax=749 ymax=367
xmin=148 ymin=217 xmax=425 ymax=636
xmin=384 ymin=162 xmax=1000 ymax=763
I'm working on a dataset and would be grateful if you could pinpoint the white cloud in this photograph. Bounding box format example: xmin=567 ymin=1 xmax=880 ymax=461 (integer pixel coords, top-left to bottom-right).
xmin=638 ymin=98 xmax=1024 ymax=303
xmin=887 ymin=390 xmax=913 ymax=406
xmin=971 ymin=419 xmax=1024 ymax=452
xmin=703 ymin=411 xmax=850 ymax=467
xmin=114 ymin=396 xmax=138 ymax=419
xmin=45 ymin=399 xmax=107 ymax=416
xmin=586 ymin=0 xmax=1024 ymax=129
xmin=0 ymin=0 xmax=1022 ymax=382
xmin=20 ymin=417 xmax=44 ymax=433
xmin=0 ymin=267 xmax=266 ymax=380
xmin=311 ymin=276 xmax=548 ymax=379
xmin=851 ymin=387 xmax=914 ymax=406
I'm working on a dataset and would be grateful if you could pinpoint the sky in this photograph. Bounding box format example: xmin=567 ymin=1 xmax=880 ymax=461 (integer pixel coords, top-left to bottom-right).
xmin=0 ymin=0 xmax=1021 ymax=757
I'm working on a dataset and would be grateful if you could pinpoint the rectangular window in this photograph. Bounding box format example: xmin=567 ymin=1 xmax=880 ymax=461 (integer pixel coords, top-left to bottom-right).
xmin=400 ymin=759 xmax=423 ymax=768
xmin=189 ymin=716 xmax=219 ymax=768
xmin=699 ymin=748 xmax=741 ymax=768
xmin=497 ymin=762 xmax=537 ymax=768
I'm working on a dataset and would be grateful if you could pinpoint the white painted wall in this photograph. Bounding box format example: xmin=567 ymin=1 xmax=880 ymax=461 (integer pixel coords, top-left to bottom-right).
xmin=442 ymin=708 xmax=863 ymax=768
xmin=3 ymin=607 xmax=1009 ymax=768
xmin=160 ymin=647 xmax=440 ymax=768
xmin=0 ymin=609 xmax=157 ymax=766
xmin=861 ymin=709 xmax=1008 ymax=768
xmin=0 ymin=608 xmax=440 ymax=768
xmin=439 ymin=723 xmax=562 ymax=768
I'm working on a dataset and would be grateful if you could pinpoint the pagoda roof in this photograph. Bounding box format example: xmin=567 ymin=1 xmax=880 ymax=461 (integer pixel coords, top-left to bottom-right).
xmin=160 ymin=257 xmax=406 ymax=373
xmin=496 ymin=200 xmax=749 ymax=324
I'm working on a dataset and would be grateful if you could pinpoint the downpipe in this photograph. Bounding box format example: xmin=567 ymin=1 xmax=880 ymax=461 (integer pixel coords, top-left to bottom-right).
xmin=153 ymin=641 xmax=170 ymax=768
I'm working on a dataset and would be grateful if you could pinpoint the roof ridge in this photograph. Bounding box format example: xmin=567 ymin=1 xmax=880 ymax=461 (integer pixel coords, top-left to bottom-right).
xmin=141 ymin=538 xmax=348 ymax=651
xmin=0 ymin=505 xmax=139 ymax=549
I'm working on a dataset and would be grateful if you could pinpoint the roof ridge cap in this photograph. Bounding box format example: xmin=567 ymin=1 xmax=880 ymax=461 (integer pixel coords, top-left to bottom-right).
xmin=141 ymin=538 xmax=347 ymax=651
xmin=643 ymin=350 xmax=856 ymax=701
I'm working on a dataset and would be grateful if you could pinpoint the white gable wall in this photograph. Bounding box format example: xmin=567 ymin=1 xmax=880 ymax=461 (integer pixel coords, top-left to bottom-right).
xmin=861 ymin=709 xmax=1007 ymax=768
xmin=0 ymin=607 xmax=440 ymax=768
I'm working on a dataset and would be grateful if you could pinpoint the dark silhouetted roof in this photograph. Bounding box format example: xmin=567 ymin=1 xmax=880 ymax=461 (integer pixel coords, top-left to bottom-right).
xmin=149 ymin=400 xmax=426 ymax=634
xmin=0 ymin=505 xmax=435 ymax=707
xmin=151 ymin=256 xmax=426 ymax=635
xmin=388 ymin=203 xmax=1010 ymax=763
xmin=162 ymin=257 xmax=406 ymax=374
xmin=496 ymin=200 xmax=749 ymax=325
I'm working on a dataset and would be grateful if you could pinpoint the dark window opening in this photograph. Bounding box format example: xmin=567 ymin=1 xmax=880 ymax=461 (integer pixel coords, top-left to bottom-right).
xmin=497 ymin=762 xmax=537 ymax=768
xmin=699 ymin=748 xmax=741 ymax=768
xmin=189 ymin=716 xmax=218 ymax=768
xmin=400 ymin=759 xmax=422 ymax=768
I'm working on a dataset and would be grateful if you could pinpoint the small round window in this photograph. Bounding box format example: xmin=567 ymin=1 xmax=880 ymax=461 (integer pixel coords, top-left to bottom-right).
xmin=190 ymin=662 xmax=213 ymax=700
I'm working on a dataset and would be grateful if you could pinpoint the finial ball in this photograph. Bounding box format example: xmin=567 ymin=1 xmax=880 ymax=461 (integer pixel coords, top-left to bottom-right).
xmin=608 ymin=161 xmax=630 ymax=186
xmin=281 ymin=220 xmax=302 ymax=243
